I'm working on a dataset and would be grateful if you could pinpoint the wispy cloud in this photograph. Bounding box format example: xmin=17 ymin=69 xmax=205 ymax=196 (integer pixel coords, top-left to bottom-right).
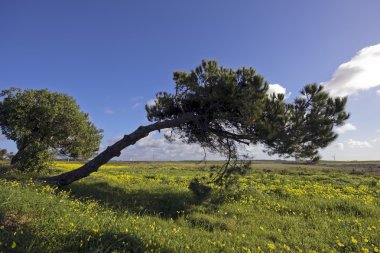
xmin=125 ymin=96 xmax=145 ymax=109
xmin=376 ymin=90 xmax=380 ymax=96
xmin=106 ymin=131 xmax=222 ymax=161
xmin=267 ymin=84 xmax=291 ymax=99
xmin=346 ymin=139 xmax=372 ymax=148
xmin=129 ymin=96 xmax=144 ymax=102
xmin=104 ymin=108 xmax=115 ymax=115
xmin=335 ymin=123 xmax=357 ymax=134
xmin=105 ymin=129 xmax=277 ymax=161
xmin=334 ymin=142 xmax=345 ymax=150
xmin=323 ymin=44 xmax=380 ymax=97
xmin=132 ymin=102 xmax=142 ymax=109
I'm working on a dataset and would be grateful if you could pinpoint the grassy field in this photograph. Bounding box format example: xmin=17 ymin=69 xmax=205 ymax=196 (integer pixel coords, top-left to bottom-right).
xmin=0 ymin=161 xmax=379 ymax=252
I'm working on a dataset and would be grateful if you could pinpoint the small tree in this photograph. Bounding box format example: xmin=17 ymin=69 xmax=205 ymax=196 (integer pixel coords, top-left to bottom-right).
xmin=0 ymin=149 xmax=7 ymax=160
xmin=0 ymin=88 xmax=103 ymax=171
xmin=44 ymin=60 xmax=349 ymax=187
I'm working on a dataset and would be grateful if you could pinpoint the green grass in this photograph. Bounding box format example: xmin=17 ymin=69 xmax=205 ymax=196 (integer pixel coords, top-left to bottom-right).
xmin=0 ymin=161 xmax=379 ymax=252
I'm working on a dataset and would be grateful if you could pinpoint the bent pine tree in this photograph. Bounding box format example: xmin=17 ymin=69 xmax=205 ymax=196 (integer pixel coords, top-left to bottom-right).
xmin=44 ymin=60 xmax=349 ymax=186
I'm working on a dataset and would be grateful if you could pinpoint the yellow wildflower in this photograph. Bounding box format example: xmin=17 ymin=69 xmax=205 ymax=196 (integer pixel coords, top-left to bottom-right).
xmin=267 ymin=243 xmax=276 ymax=250
xmin=337 ymin=241 xmax=344 ymax=247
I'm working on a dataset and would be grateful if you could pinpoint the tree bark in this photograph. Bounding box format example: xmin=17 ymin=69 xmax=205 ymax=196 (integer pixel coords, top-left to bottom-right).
xmin=10 ymin=151 xmax=20 ymax=165
xmin=43 ymin=113 xmax=198 ymax=186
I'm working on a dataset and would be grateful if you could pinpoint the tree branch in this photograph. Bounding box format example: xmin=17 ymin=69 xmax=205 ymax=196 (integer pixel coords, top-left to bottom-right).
xmin=42 ymin=113 xmax=199 ymax=186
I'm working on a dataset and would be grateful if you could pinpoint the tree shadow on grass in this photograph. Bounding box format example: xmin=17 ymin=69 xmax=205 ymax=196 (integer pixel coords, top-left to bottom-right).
xmin=0 ymin=214 xmax=175 ymax=253
xmin=65 ymin=182 xmax=199 ymax=219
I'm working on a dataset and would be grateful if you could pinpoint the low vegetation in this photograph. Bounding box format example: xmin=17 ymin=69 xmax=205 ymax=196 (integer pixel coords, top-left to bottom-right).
xmin=0 ymin=161 xmax=379 ymax=252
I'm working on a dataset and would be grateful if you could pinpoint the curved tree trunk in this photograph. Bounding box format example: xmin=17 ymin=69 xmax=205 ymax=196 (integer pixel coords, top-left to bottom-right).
xmin=10 ymin=151 xmax=21 ymax=165
xmin=11 ymin=142 xmax=27 ymax=165
xmin=44 ymin=113 xmax=197 ymax=186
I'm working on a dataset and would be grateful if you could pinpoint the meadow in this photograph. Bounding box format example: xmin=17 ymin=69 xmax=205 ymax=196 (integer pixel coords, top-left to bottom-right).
xmin=0 ymin=160 xmax=379 ymax=252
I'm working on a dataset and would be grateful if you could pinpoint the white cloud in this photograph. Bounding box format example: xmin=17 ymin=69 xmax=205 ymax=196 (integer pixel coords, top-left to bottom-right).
xmin=104 ymin=108 xmax=115 ymax=115
xmin=346 ymin=139 xmax=372 ymax=148
xmin=334 ymin=142 xmax=345 ymax=150
xmin=323 ymin=44 xmax=380 ymax=97
xmin=146 ymin=99 xmax=156 ymax=107
xmin=371 ymin=138 xmax=380 ymax=143
xmin=267 ymin=84 xmax=292 ymax=99
xmin=335 ymin=123 xmax=357 ymax=134
xmin=106 ymin=131 xmax=223 ymax=161
xmin=104 ymin=130 xmax=280 ymax=161
xmin=376 ymin=90 xmax=380 ymax=96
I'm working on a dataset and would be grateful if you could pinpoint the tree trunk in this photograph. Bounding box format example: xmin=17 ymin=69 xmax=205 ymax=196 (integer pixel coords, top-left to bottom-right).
xmin=11 ymin=141 xmax=28 ymax=165
xmin=43 ymin=113 xmax=197 ymax=186
xmin=10 ymin=151 xmax=20 ymax=165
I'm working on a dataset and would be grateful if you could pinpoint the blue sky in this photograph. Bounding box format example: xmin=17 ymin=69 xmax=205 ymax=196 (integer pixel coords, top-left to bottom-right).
xmin=1 ymin=1 xmax=380 ymax=160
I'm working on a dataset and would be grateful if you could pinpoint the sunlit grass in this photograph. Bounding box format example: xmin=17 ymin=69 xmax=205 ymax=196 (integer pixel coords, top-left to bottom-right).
xmin=0 ymin=161 xmax=379 ymax=252
xmin=54 ymin=162 xmax=132 ymax=171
